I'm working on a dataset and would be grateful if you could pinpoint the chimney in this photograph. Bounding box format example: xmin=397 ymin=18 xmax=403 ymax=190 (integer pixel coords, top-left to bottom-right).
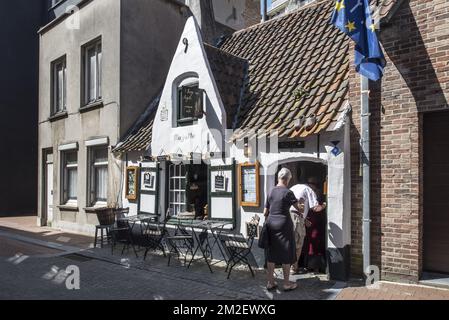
xmin=186 ymin=0 xmax=217 ymax=44
xmin=262 ymin=0 xmax=268 ymax=22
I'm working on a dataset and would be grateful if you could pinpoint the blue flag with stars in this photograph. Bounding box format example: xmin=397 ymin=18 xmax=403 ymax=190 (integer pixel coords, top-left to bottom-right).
xmin=331 ymin=0 xmax=386 ymax=81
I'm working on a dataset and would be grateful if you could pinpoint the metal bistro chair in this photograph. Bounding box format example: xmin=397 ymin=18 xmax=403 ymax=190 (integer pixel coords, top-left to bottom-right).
xmin=187 ymin=227 xmax=213 ymax=273
xmin=166 ymin=217 xmax=195 ymax=267
xmin=141 ymin=213 xmax=170 ymax=260
xmin=223 ymin=222 xmax=258 ymax=279
xmin=109 ymin=208 xmax=138 ymax=258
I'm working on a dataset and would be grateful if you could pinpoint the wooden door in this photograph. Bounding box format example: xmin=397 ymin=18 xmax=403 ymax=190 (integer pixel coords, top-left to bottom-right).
xmin=424 ymin=111 xmax=449 ymax=274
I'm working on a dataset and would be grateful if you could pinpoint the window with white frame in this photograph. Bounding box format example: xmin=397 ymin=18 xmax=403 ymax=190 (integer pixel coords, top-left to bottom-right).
xmin=82 ymin=39 xmax=102 ymax=105
xmin=168 ymin=164 xmax=187 ymax=215
xmin=88 ymin=146 xmax=108 ymax=206
xmin=61 ymin=150 xmax=78 ymax=205
xmin=51 ymin=56 xmax=67 ymax=115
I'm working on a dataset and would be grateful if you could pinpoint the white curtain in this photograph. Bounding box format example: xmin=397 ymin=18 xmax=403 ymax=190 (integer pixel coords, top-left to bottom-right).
xmin=68 ymin=168 xmax=77 ymax=199
xmin=95 ymin=166 xmax=108 ymax=201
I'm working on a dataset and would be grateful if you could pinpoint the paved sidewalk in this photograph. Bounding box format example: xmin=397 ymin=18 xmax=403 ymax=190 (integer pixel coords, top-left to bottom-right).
xmin=0 ymin=215 xmax=340 ymax=300
xmin=0 ymin=216 xmax=93 ymax=250
xmin=336 ymin=281 xmax=449 ymax=300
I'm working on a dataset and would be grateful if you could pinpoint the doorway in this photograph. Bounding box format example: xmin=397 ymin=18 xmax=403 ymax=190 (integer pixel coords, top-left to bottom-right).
xmin=168 ymin=162 xmax=208 ymax=218
xmin=424 ymin=111 xmax=449 ymax=274
xmin=42 ymin=150 xmax=53 ymax=226
xmin=277 ymin=161 xmax=328 ymax=274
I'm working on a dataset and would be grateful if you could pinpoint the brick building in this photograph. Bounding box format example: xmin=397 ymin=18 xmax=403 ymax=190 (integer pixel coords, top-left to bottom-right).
xmin=350 ymin=0 xmax=449 ymax=282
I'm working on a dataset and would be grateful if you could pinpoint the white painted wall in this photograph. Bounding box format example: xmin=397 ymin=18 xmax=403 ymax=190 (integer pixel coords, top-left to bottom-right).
xmin=151 ymin=17 xmax=227 ymax=159
xmin=143 ymin=16 xmax=351 ymax=268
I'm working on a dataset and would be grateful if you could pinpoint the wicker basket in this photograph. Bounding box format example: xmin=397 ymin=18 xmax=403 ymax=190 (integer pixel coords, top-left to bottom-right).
xmin=95 ymin=207 xmax=115 ymax=225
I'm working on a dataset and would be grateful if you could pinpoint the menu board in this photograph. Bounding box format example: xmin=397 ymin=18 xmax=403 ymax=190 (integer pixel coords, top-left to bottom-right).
xmin=239 ymin=162 xmax=260 ymax=207
xmin=180 ymin=86 xmax=203 ymax=120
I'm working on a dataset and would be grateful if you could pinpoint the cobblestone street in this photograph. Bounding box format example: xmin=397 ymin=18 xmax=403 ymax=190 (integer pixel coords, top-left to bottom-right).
xmin=0 ymin=216 xmax=340 ymax=300
xmin=0 ymin=239 xmax=339 ymax=300
xmin=2 ymin=216 xmax=449 ymax=300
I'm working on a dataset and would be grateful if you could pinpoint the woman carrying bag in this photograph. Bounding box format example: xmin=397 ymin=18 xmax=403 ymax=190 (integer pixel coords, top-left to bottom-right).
xmin=261 ymin=168 xmax=303 ymax=292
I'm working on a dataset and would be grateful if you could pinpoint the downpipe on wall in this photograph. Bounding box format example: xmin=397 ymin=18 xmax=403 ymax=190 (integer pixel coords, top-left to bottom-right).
xmin=360 ymin=75 xmax=371 ymax=279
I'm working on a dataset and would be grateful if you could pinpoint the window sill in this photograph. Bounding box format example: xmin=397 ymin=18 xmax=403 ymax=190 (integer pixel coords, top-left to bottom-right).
xmin=58 ymin=204 xmax=79 ymax=212
xmin=84 ymin=204 xmax=108 ymax=213
xmin=80 ymin=100 xmax=104 ymax=113
xmin=177 ymin=118 xmax=196 ymax=127
xmin=48 ymin=111 xmax=68 ymax=122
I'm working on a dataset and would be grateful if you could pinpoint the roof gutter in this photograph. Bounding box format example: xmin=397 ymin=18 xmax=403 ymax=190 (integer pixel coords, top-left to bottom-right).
xmin=261 ymin=0 xmax=268 ymax=22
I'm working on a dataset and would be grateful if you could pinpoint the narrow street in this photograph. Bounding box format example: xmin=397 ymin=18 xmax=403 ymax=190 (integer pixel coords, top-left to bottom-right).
xmin=1 ymin=216 xmax=449 ymax=300
xmin=0 ymin=216 xmax=340 ymax=300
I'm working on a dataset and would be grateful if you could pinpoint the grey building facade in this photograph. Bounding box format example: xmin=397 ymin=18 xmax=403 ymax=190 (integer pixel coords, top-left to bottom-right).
xmin=37 ymin=0 xmax=189 ymax=233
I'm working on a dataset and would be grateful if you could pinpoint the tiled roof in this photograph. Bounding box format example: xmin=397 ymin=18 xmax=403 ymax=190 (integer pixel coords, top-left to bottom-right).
xmin=219 ymin=0 xmax=350 ymax=139
xmin=114 ymin=0 xmax=355 ymax=152
xmin=112 ymin=94 xmax=160 ymax=154
xmin=203 ymin=43 xmax=248 ymax=128
xmin=372 ymin=0 xmax=404 ymax=23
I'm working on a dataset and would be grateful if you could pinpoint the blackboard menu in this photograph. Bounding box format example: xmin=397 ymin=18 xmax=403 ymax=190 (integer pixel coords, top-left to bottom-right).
xmin=180 ymin=86 xmax=203 ymax=120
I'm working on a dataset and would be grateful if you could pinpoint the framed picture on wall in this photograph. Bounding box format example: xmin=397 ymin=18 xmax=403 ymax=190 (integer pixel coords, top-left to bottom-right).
xmin=214 ymin=171 xmax=229 ymax=192
xmin=125 ymin=166 xmax=138 ymax=200
xmin=141 ymin=169 xmax=157 ymax=192
xmin=238 ymin=162 xmax=260 ymax=207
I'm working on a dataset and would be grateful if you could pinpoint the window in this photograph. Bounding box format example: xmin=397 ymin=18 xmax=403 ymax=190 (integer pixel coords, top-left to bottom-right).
xmin=82 ymin=39 xmax=102 ymax=106
xmin=88 ymin=146 xmax=108 ymax=206
xmin=177 ymin=82 xmax=203 ymax=126
xmin=61 ymin=150 xmax=78 ymax=205
xmin=51 ymin=56 xmax=67 ymax=115
xmin=168 ymin=164 xmax=187 ymax=215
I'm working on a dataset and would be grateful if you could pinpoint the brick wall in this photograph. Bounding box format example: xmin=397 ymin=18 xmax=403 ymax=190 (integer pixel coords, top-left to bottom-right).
xmin=349 ymin=0 xmax=449 ymax=282
xmin=243 ymin=0 xmax=261 ymax=27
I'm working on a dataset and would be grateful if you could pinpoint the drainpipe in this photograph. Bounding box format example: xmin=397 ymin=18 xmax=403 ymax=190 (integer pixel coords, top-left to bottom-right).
xmin=361 ymin=75 xmax=371 ymax=278
xmin=262 ymin=0 xmax=268 ymax=22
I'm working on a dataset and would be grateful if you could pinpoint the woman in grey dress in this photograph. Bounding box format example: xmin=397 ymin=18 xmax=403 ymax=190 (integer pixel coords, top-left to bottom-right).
xmin=263 ymin=168 xmax=303 ymax=291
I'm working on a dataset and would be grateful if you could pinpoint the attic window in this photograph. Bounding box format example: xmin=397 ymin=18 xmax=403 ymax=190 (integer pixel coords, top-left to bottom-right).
xmin=177 ymin=82 xmax=204 ymax=126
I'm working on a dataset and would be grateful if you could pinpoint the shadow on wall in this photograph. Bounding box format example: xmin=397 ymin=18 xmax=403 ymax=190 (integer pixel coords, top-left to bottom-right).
xmin=381 ymin=2 xmax=448 ymax=113
xmin=328 ymin=222 xmax=350 ymax=281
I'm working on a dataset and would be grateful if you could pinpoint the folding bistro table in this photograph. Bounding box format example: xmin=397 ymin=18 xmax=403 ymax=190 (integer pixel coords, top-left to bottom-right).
xmin=166 ymin=218 xmax=232 ymax=273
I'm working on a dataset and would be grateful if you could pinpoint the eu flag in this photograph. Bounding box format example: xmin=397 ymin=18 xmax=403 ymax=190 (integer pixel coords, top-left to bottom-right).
xmin=331 ymin=0 xmax=386 ymax=81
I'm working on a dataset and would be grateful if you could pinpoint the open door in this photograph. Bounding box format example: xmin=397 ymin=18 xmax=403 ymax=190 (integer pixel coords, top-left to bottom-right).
xmin=138 ymin=162 xmax=160 ymax=216
xmin=208 ymin=159 xmax=236 ymax=227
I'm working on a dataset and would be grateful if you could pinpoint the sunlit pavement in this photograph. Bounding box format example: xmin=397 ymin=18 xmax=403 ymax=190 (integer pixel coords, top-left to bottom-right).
xmin=336 ymin=281 xmax=449 ymax=300
xmin=0 ymin=215 xmax=340 ymax=300
xmin=2 ymin=215 xmax=449 ymax=300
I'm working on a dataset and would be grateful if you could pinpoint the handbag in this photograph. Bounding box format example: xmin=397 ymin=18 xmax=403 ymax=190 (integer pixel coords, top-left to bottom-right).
xmin=258 ymin=223 xmax=270 ymax=249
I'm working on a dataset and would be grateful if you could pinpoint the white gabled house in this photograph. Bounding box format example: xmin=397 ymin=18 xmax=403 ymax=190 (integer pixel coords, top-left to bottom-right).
xmin=113 ymin=2 xmax=353 ymax=280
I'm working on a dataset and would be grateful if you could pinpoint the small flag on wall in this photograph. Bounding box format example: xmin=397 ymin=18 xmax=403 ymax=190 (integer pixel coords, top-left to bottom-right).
xmin=331 ymin=0 xmax=386 ymax=81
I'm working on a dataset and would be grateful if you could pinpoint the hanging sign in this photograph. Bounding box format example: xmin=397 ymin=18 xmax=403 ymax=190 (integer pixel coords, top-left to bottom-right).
xmin=180 ymin=86 xmax=204 ymax=120
xmin=214 ymin=171 xmax=228 ymax=191
xmin=278 ymin=140 xmax=305 ymax=149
